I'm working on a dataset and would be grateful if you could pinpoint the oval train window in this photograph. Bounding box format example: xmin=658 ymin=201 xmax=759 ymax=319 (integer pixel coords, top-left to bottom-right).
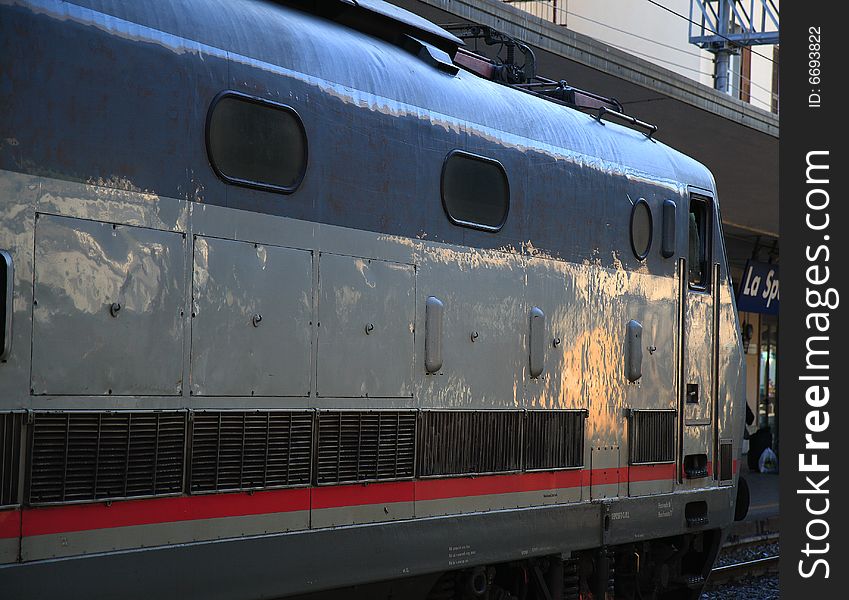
xmin=207 ymin=92 xmax=307 ymax=193
xmin=630 ymin=198 xmax=653 ymax=260
xmin=441 ymin=151 xmax=509 ymax=231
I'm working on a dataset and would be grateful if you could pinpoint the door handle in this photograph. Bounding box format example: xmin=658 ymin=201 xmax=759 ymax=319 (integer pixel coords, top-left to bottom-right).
xmin=1 ymin=250 xmax=13 ymax=361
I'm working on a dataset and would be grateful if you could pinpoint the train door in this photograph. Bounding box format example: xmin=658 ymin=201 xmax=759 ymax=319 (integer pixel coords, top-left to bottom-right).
xmin=677 ymin=193 xmax=717 ymax=485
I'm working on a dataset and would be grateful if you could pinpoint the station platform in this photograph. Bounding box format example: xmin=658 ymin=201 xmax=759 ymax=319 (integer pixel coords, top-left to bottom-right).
xmin=742 ymin=458 xmax=779 ymax=520
xmin=728 ymin=456 xmax=779 ymax=538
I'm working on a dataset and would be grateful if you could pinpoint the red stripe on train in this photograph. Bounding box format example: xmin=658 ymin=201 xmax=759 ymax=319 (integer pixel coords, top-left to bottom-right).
xmin=0 ymin=508 xmax=20 ymax=539
xmin=14 ymin=467 xmax=683 ymax=537
xmin=415 ymin=470 xmax=588 ymax=501
xmin=312 ymin=481 xmax=414 ymax=510
xmin=629 ymin=464 xmax=676 ymax=482
xmin=22 ymin=488 xmax=311 ymax=537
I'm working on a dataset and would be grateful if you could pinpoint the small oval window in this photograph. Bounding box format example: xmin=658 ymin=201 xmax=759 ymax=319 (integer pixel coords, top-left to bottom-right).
xmin=630 ymin=198 xmax=653 ymax=260
xmin=207 ymin=92 xmax=307 ymax=193
xmin=441 ymin=151 xmax=509 ymax=231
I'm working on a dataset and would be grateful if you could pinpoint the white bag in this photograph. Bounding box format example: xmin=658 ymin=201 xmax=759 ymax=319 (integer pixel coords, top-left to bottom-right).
xmin=758 ymin=447 xmax=778 ymax=473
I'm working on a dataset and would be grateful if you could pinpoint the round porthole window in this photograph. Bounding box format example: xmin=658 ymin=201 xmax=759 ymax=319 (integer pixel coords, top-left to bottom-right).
xmin=630 ymin=198 xmax=653 ymax=260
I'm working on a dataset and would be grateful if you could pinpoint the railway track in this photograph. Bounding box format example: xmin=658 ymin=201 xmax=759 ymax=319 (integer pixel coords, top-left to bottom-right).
xmin=702 ymin=530 xmax=780 ymax=591
xmin=707 ymin=555 xmax=779 ymax=586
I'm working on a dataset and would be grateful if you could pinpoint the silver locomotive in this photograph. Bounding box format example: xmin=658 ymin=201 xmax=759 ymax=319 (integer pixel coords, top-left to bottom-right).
xmin=0 ymin=1 xmax=747 ymax=598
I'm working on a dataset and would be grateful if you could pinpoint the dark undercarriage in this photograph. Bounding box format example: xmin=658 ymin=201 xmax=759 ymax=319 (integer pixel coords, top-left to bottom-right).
xmin=288 ymin=530 xmax=723 ymax=600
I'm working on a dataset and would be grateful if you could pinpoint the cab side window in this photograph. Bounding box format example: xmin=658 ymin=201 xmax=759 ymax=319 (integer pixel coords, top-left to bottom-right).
xmin=688 ymin=196 xmax=711 ymax=289
xmin=207 ymin=92 xmax=308 ymax=193
xmin=441 ymin=151 xmax=509 ymax=232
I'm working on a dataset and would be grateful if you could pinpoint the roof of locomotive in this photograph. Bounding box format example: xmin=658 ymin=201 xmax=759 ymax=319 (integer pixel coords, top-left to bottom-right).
xmin=58 ymin=0 xmax=717 ymax=197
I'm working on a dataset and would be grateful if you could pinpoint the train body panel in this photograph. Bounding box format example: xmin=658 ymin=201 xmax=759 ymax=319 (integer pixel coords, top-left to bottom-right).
xmin=0 ymin=0 xmax=746 ymax=597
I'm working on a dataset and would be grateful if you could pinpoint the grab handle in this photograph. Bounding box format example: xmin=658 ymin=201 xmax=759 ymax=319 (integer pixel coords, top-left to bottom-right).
xmin=1 ymin=250 xmax=13 ymax=360
xmin=594 ymin=106 xmax=658 ymax=139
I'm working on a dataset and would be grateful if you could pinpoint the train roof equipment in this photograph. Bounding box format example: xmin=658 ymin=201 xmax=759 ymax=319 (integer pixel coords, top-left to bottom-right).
xmin=281 ymin=2 xmax=659 ymax=139
xmin=445 ymin=22 xmax=659 ymax=139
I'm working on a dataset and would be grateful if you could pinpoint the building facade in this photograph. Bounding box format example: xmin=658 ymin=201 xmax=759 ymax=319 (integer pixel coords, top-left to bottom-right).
xmin=504 ymin=0 xmax=779 ymax=113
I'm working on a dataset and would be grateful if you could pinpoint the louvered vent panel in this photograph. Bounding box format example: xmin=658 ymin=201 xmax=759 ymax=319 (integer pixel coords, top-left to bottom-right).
xmin=28 ymin=412 xmax=186 ymax=505
xmin=719 ymin=440 xmax=733 ymax=482
xmin=629 ymin=410 xmax=676 ymax=465
xmin=315 ymin=411 xmax=416 ymax=485
xmin=1 ymin=413 xmax=23 ymax=507
xmin=525 ymin=411 xmax=585 ymax=470
xmin=190 ymin=411 xmax=313 ymax=493
xmin=417 ymin=411 xmax=523 ymax=477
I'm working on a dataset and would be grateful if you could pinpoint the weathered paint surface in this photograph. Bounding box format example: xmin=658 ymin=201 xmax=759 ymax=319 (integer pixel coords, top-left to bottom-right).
xmin=191 ymin=237 xmax=313 ymax=397
xmin=0 ymin=166 xmax=743 ymax=558
xmin=31 ymin=214 xmax=186 ymax=396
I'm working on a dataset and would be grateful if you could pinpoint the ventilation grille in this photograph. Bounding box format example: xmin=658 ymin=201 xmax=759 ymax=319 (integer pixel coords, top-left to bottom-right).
xmin=316 ymin=411 xmax=416 ymax=485
xmin=1 ymin=413 xmax=23 ymax=507
xmin=418 ymin=411 xmax=523 ymax=477
xmin=525 ymin=410 xmax=585 ymax=470
xmin=190 ymin=411 xmax=312 ymax=493
xmin=719 ymin=440 xmax=733 ymax=482
xmin=629 ymin=410 xmax=676 ymax=465
xmin=28 ymin=411 xmax=186 ymax=505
